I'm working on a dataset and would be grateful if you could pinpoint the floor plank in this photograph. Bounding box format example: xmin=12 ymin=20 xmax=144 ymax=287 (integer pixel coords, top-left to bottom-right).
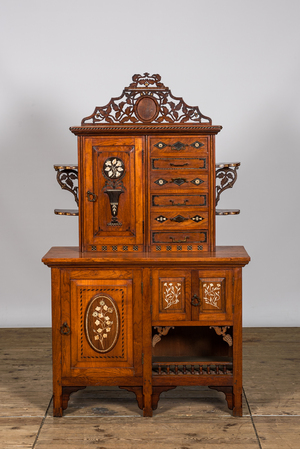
xmin=253 ymin=416 xmax=300 ymax=448
xmin=0 ymin=417 xmax=42 ymax=449
xmin=0 ymin=328 xmax=52 ymax=417
xmin=35 ymin=416 xmax=259 ymax=448
xmin=243 ymin=328 xmax=300 ymax=416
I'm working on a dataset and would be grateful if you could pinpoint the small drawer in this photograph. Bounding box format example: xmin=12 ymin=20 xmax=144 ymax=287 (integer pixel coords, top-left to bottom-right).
xmin=152 ymin=230 xmax=208 ymax=245
xmin=151 ymin=157 xmax=207 ymax=171
xmin=150 ymin=172 xmax=208 ymax=191
xmin=151 ymin=211 xmax=209 ymax=229
xmin=150 ymin=136 xmax=208 ymax=156
xmin=151 ymin=194 xmax=207 ymax=208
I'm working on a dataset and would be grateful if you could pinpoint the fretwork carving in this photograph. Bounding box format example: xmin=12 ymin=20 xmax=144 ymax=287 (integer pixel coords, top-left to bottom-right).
xmin=55 ymin=167 xmax=78 ymax=206
xmin=152 ymin=326 xmax=174 ymax=348
xmin=81 ymin=73 xmax=212 ymax=125
xmin=210 ymin=326 xmax=233 ymax=346
xmin=215 ymin=163 xmax=240 ymax=206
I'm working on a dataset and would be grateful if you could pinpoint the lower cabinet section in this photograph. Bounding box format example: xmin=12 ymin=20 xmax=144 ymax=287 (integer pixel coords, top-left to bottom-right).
xmin=44 ymin=248 xmax=249 ymax=418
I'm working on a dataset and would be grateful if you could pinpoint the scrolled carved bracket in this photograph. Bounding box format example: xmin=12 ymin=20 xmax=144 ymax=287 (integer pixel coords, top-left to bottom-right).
xmin=215 ymin=163 xmax=240 ymax=206
xmin=152 ymin=326 xmax=174 ymax=348
xmin=81 ymin=73 xmax=212 ymax=125
xmin=210 ymin=326 xmax=232 ymax=346
xmin=54 ymin=165 xmax=79 ymax=206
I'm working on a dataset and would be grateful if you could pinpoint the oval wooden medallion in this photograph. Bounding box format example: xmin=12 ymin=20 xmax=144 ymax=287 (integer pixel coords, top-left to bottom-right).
xmin=135 ymin=96 xmax=159 ymax=122
xmin=85 ymin=294 xmax=120 ymax=353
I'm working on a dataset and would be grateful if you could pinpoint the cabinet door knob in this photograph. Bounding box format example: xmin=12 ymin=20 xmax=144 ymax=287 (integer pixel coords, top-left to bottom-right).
xmin=86 ymin=191 xmax=98 ymax=202
xmin=60 ymin=322 xmax=71 ymax=335
xmin=191 ymin=294 xmax=201 ymax=306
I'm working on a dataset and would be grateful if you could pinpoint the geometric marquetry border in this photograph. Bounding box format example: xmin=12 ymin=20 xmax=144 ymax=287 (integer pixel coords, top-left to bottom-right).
xmin=80 ymin=288 xmax=125 ymax=359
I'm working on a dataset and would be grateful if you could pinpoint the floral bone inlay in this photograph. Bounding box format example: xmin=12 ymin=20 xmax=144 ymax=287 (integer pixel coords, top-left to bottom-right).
xmin=92 ymin=301 xmax=114 ymax=349
xmin=103 ymin=157 xmax=125 ymax=179
xmin=203 ymin=282 xmax=221 ymax=308
xmin=163 ymin=282 xmax=181 ymax=309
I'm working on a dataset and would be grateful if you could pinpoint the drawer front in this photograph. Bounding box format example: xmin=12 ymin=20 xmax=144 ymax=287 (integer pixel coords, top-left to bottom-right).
xmin=150 ymin=172 xmax=208 ymax=191
xmin=151 ymin=211 xmax=209 ymax=230
xmin=150 ymin=230 xmax=208 ymax=252
xmin=151 ymin=270 xmax=192 ymax=321
xmin=151 ymin=194 xmax=207 ymax=208
xmin=151 ymin=157 xmax=207 ymax=171
xmin=150 ymin=136 xmax=208 ymax=156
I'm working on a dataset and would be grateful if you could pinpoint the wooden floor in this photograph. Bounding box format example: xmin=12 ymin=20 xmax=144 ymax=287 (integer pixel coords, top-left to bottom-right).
xmin=0 ymin=328 xmax=299 ymax=448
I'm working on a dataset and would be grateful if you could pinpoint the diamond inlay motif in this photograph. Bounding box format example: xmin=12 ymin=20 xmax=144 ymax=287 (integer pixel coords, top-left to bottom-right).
xmin=191 ymin=178 xmax=204 ymax=186
xmin=155 ymin=178 xmax=168 ymax=186
xmin=191 ymin=215 xmax=204 ymax=222
xmin=155 ymin=215 xmax=168 ymax=223
xmin=171 ymin=178 xmax=187 ymax=186
xmin=191 ymin=141 xmax=204 ymax=149
xmin=170 ymin=215 xmax=188 ymax=223
xmin=171 ymin=141 xmax=186 ymax=151
xmin=154 ymin=142 xmax=167 ymax=149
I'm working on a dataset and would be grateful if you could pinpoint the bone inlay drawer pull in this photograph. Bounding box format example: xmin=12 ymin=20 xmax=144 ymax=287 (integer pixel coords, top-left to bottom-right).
xmin=169 ymin=236 xmax=189 ymax=243
xmin=170 ymin=162 xmax=189 ymax=167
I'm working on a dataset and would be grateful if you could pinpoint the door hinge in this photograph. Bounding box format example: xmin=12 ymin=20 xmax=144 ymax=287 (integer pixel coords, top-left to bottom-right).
xmin=142 ymin=149 xmax=144 ymax=163
xmin=142 ymin=221 xmax=144 ymax=234
xmin=141 ymin=282 xmax=143 ymax=295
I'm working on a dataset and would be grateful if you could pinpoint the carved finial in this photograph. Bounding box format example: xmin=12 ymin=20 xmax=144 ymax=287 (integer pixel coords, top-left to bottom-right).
xmin=129 ymin=73 xmax=165 ymax=89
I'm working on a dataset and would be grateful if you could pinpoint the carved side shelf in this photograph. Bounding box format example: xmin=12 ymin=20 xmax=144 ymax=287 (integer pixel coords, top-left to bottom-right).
xmin=54 ymin=164 xmax=78 ymax=216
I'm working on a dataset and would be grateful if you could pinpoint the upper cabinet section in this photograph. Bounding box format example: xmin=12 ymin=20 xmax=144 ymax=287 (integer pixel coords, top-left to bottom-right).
xmin=66 ymin=73 xmax=236 ymax=252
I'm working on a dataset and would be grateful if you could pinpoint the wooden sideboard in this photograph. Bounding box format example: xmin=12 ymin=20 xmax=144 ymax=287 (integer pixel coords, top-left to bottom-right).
xmin=43 ymin=73 xmax=250 ymax=417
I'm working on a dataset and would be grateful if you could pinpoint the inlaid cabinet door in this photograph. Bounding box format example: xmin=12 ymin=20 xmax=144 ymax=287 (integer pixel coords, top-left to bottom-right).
xmin=151 ymin=269 xmax=192 ymax=321
xmin=61 ymin=270 xmax=142 ymax=379
xmin=81 ymin=136 xmax=144 ymax=252
xmin=192 ymin=270 xmax=233 ymax=322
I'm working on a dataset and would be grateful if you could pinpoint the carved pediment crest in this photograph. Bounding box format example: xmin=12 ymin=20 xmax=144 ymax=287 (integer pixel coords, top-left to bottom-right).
xmin=81 ymin=73 xmax=212 ymax=125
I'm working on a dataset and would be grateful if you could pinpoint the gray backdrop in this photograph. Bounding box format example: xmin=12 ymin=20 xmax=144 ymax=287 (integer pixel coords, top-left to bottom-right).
xmin=1 ymin=0 xmax=299 ymax=327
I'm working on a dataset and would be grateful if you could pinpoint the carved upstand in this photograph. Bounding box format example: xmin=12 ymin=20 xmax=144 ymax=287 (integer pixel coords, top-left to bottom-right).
xmin=42 ymin=73 xmax=250 ymax=417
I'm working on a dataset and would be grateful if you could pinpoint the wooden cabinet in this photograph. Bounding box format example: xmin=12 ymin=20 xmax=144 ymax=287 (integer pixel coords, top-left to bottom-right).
xmin=44 ymin=73 xmax=250 ymax=417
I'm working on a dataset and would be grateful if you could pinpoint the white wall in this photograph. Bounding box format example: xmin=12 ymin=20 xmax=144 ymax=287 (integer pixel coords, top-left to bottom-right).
xmin=1 ymin=0 xmax=299 ymax=327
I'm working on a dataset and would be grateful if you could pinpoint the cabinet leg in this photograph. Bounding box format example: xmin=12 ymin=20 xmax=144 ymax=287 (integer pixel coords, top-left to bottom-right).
xmin=53 ymin=384 xmax=63 ymax=417
xmin=152 ymin=386 xmax=177 ymax=411
xmin=119 ymin=386 xmax=144 ymax=410
xmin=62 ymin=386 xmax=86 ymax=411
xmin=209 ymin=386 xmax=234 ymax=411
xmin=232 ymin=389 xmax=243 ymax=417
xmin=143 ymin=388 xmax=153 ymax=417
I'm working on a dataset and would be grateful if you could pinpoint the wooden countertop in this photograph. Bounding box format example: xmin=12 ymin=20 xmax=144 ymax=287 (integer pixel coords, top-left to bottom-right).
xmin=42 ymin=246 xmax=250 ymax=268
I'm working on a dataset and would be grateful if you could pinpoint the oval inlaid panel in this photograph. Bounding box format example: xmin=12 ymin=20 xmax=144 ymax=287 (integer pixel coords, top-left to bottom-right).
xmin=85 ymin=294 xmax=120 ymax=353
xmin=135 ymin=96 xmax=159 ymax=122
